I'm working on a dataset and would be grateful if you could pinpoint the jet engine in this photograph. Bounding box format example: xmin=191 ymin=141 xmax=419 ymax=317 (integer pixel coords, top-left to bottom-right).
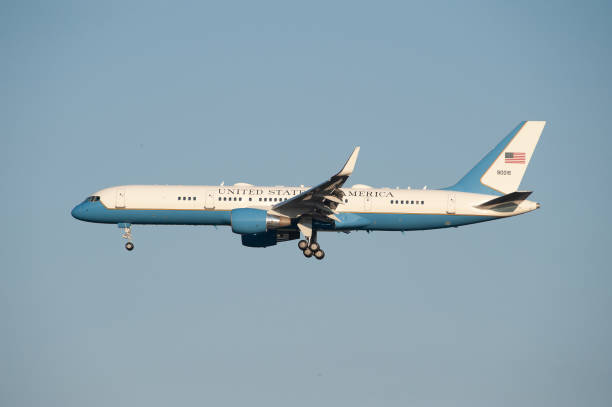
xmin=230 ymin=208 xmax=291 ymax=234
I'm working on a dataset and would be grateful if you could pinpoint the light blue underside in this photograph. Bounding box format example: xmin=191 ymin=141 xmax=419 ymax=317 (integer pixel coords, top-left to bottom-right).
xmin=72 ymin=201 xmax=498 ymax=231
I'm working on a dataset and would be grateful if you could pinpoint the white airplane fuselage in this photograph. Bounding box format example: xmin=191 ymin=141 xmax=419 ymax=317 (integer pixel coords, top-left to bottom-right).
xmin=71 ymin=121 xmax=545 ymax=257
xmin=71 ymin=184 xmax=538 ymax=230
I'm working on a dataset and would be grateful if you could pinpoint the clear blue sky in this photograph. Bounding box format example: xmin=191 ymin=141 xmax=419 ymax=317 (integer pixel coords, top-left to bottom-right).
xmin=2 ymin=1 xmax=611 ymax=406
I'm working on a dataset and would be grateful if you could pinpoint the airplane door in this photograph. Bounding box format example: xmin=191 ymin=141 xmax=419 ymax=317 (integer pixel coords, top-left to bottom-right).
xmin=116 ymin=188 xmax=126 ymax=208
xmin=364 ymin=196 xmax=372 ymax=211
xmin=205 ymin=190 xmax=215 ymax=209
xmin=446 ymin=193 xmax=456 ymax=214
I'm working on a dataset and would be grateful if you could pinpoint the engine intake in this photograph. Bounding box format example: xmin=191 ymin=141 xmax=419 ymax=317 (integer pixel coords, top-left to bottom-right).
xmin=231 ymin=208 xmax=291 ymax=234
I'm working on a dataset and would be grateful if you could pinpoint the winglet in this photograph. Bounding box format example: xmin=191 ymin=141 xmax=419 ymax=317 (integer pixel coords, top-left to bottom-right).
xmin=336 ymin=146 xmax=360 ymax=177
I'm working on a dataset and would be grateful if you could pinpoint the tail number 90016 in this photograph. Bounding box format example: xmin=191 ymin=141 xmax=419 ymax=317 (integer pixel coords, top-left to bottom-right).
xmin=497 ymin=170 xmax=511 ymax=175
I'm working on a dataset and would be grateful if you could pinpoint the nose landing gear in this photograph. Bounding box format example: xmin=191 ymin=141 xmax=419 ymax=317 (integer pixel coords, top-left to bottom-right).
xmin=119 ymin=223 xmax=134 ymax=252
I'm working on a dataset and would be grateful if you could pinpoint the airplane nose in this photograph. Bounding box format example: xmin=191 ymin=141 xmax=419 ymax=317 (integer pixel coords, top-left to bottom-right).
xmin=71 ymin=203 xmax=84 ymax=220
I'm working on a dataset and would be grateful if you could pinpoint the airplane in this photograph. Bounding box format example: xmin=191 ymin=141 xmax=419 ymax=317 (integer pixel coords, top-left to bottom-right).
xmin=71 ymin=121 xmax=545 ymax=259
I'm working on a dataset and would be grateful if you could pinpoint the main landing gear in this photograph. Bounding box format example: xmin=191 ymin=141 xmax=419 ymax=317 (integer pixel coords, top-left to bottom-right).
xmin=298 ymin=230 xmax=325 ymax=260
xmin=119 ymin=223 xmax=134 ymax=251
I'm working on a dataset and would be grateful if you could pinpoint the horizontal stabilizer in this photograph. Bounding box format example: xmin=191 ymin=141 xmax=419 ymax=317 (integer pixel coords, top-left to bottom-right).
xmin=476 ymin=191 xmax=532 ymax=209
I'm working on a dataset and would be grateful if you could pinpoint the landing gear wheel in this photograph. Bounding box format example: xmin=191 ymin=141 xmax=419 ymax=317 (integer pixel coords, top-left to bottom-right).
xmin=125 ymin=242 xmax=134 ymax=251
xmin=314 ymin=249 xmax=325 ymax=260
xmin=303 ymin=248 xmax=313 ymax=258
xmin=309 ymin=242 xmax=320 ymax=252
xmin=298 ymin=240 xmax=309 ymax=251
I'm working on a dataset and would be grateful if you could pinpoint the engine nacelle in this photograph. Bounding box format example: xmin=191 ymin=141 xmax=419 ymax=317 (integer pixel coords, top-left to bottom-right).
xmin=231 ymin=208 xmax=291 ymax=234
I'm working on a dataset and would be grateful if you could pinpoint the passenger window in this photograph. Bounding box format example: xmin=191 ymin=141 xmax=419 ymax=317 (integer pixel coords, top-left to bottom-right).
xmin=218 ymin=197 xmax=221 ymax=201
xmin=390 ymin=200 xmax=393 ymax=204
xmin=421 ymin=201 xmax=424 ymax=204
xmin=259 ymin=198 xmax=262 ymax=202
xmin=188 ymin=197 xmax=191 ymax=200
xmin=411 ymin=200 xmax=414 ymax=204
xmin=239 ymin=197 xmax=242 ymax=201
xmin=401 ymin=200 xmax=404 ymax=204
xmin=223 ymin=197 xmax=227 ymax=201
xmin=193 ymin=197 xmax=196 ymax=201
xmin=178 ymin=197 xmax=181 ymax=200
xmin=249 ymin=197 xmax=252 ymax=201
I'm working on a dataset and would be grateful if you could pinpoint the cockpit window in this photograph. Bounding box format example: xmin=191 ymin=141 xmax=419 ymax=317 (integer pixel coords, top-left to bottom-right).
xmin=86 ymin=196 xmax=100 ymax=202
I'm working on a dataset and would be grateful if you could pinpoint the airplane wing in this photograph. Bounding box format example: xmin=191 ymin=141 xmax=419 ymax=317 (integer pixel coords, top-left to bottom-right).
xmin=270 ymin=147 xmax=360 ymax=223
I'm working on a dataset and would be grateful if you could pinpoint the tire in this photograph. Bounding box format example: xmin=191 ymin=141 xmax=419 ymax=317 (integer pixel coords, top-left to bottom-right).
xmin=309 ymin=242 xmax=320 ymax=252
xmin=303 ymin=248 xmax=313 ymax=257
xmin=125 ymin=242 xmax=134 ymax=251
xmin=314 ymin=249 xmax=325 ymax=260
xmin=298 ymin=240 xmax=308 ymax=250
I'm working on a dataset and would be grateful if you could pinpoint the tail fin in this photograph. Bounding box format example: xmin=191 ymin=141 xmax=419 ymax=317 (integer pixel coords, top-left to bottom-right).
xmin=446 ymin=121 xmax=546 ymax=195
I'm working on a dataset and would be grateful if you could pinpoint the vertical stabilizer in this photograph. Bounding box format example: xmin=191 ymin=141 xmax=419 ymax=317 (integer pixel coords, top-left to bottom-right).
xmin=446 ymin=121 xmax=545 ymax=195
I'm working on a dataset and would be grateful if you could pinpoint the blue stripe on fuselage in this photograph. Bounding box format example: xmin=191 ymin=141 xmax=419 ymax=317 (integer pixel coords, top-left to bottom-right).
xmin=71 ymin=201 xmax=231 ymax=225
xmin=71 ymin=201 xmax=497 ymax=231
xmin=345 ymin=212 xmax=496 ymax=230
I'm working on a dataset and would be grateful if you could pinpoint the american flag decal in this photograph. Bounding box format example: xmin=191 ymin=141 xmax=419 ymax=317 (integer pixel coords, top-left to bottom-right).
xmin=505 ymin=152 xmax=526 ymax=164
